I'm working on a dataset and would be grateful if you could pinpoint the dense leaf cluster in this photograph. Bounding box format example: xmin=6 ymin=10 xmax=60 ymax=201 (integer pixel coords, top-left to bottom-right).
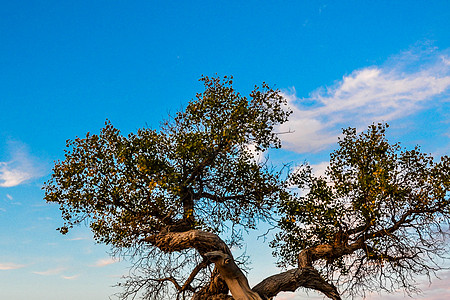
xmin=274 ymin=123 xmax=450 ymax=296
xmin=44 ymin=76 xmax=291 ymax=249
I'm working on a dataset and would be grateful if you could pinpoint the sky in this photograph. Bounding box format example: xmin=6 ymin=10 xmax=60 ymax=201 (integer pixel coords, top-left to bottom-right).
xmin=0 ymin=1 xmax=449 ymax=299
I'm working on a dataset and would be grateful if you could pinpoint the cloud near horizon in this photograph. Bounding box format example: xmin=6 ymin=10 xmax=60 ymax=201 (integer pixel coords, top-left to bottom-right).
xmin=32 ymin=267 xmax=66 ymax=276
xmin=62 ymin=274 xmax=80 ymax=280
xmin=0 ymin=141 xmax=44 ymax=187
xmin=0 ymin=262 xmax=26 ymax=270
xmin=278 ymin=46 xmax=450 ymax=153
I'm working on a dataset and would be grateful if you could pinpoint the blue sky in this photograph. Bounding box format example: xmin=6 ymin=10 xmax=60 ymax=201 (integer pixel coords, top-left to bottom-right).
xmin=1 ymin=1 xmax=449 ymax=299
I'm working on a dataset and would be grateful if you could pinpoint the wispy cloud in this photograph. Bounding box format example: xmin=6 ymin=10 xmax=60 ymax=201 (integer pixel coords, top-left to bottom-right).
xmin=67 ymin=237 xmax=90 ymax=241
xmin=278 ymin=45 xmax=450 ymax=153
xmin=92 ymin=257 xmax=119 ymax=267
xmin=62 ymin=274 xmax=80 ymax=280
xmin=0 ymin=262 xmax=26 ymax=270
xmin=0 ymin=141 xmax=45 ymax=187
xmin=364 ymin=270 xmax=450 ymax=300
xmin=33 ymin=267 xmax=65 ymax=276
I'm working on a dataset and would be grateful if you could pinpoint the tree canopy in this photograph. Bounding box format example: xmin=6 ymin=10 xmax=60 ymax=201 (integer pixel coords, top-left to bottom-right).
xmin=273 ymin=123 xmax=450 ymax=297
xmin=44 ymin=76 xmax=450 ymax=300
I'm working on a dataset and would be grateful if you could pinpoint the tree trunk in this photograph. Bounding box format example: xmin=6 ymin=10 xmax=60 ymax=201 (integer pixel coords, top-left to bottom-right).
xmin=145 ymin=230 xmax=261 ymax=299
xmin=144 ymin=229 xmax=341 ymax=300
xmin=205 ymin=251 xmax=262 ymax=300
xmin=192 ymin=267 xmax=230 ymax=300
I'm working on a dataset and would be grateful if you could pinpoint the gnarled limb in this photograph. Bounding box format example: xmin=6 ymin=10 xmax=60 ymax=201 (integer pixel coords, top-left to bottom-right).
xmin=143 ymin=229 xmax=231 ymax=255
xmin=143 ymin=229 xmax=343 ymax=300
xmin=144 ymin=230 xmax=261 ymax=299
xmin=252 ymin=267 xmax=340 ymax=300
xmin=205 ymin=251 xmax=262 ymax=300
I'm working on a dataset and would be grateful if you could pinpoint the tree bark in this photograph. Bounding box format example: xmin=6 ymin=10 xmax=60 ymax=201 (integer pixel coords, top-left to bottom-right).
xmin=144 ymin=230 xmax=261 ymax=299
xmin=205 ymin=251 xmax=262 ymax=300
xmin=143 ymin=229 xmax=230 ymax=255
xmin=192 ymin=268 xmax=231 ymax=300
xmin=252 ymin=267 xmax=340 ymax=300
xmin=144 ymin=230 xmax=342 ymax=300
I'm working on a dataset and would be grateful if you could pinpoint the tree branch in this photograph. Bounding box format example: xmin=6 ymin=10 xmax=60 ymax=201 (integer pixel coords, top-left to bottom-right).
xmin=181 ymin=259 xmax=211 ymax=292
xmin=252 ymin=267 xmax=341 ymax=300
xmin=142 ymin=229 xmax=231 ymax=255
xmin=142 ymin=230 xmax=264 ymax=300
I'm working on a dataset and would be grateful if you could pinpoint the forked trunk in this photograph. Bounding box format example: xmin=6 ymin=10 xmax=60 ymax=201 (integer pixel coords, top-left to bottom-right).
xmin=205 ymin=251 xmax=262 ymax=300
xmin=146 ymin=229 xmax=340 ymax=300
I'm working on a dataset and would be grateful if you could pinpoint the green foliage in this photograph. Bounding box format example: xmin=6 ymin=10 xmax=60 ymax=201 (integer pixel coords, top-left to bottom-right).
xmin=44 ymin=75 xmax=449 ymax=299
xmin=273 ymin=123 xmax=450 ymax=294
xmin=44 ymin=76 xmax=291 ymax=248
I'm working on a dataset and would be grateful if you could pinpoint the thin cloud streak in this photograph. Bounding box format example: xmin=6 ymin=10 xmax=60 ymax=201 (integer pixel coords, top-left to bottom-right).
xmin=32 ymin=267 xmax=66 ymax=276
xmin=62 ymin=274 xmax=80 ymax=280
xmin=0 ymin=262 xmax=26 ymax=270
xmin=67 ymin=237 xmax=90 ymax=241
xmin=279 ymin=46 xmax=450 ymax=153
xmin=363 ymin=270 xmax=450 ymax=300
xmin=92 ymin=257 xmax=119 ymax=267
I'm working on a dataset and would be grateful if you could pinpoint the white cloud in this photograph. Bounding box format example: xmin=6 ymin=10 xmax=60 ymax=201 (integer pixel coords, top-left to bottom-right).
xmin=0 ymin=163 xmax=32 ymax=187
xmin=67 ymin=237 xmax=89 ymax=241
xmin=310 ymin=161 xmax=329 ymax=178
xmin=0 ymin=141 xmax=44 ymax=187
xmin=276 ymin=291 xmax=322 ymax=300
xmin=243 ymin=143 xmax=265 ymax=163
xmin=278 ymin=46 xmax=450 ymax=153
xmin=364 ymin=270 xmax=450 ymax=300
xmin=32 ymin=267 xmax=66 ymax=276
xmin=290 ymin=161 xmax=329 ymax=181
xmin=0 ymin=262 xmax=26 ymax=270
xmin=92 ymin=257 xmax=119 ymax=267
xmin=62 ymin=274 xmax=80 ymax=280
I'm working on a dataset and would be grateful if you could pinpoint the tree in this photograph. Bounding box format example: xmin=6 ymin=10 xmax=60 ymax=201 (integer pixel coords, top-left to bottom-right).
xmin=273 ymin=123 xmax=450 ymax=299
xmin=44 ymin=76 xmax=450 ymax=300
